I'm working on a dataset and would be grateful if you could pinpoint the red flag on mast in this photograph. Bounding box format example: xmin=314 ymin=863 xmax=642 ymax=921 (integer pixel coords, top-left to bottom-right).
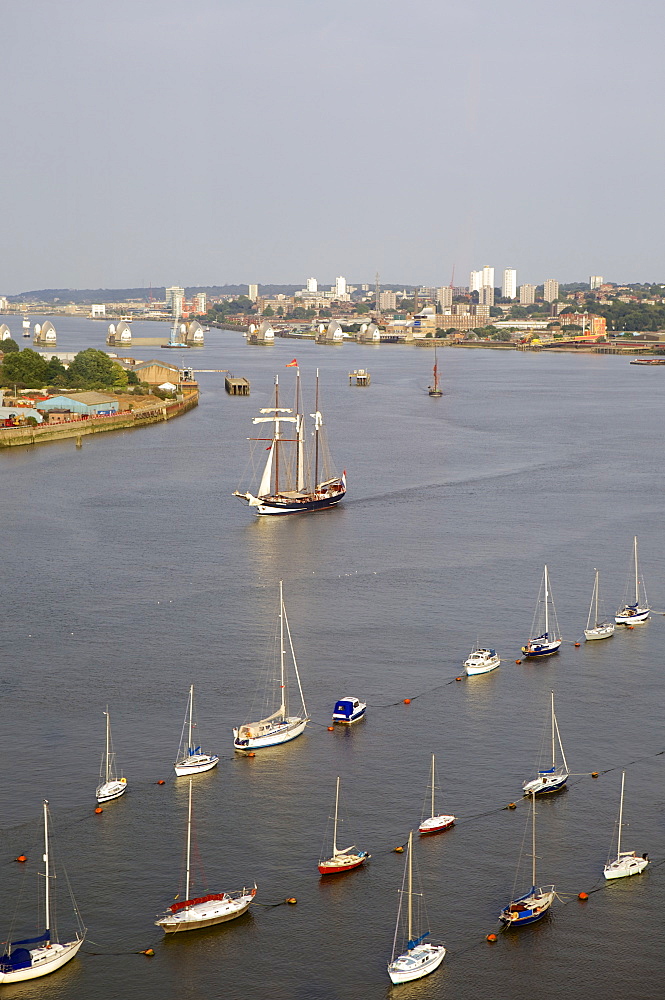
xmin=285 ymin=359 xmax=298 ymax=367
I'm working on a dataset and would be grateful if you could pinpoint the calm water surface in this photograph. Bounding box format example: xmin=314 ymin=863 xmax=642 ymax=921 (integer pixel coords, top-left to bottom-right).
xmin=1 ymin=318 xmax=664 ymax=999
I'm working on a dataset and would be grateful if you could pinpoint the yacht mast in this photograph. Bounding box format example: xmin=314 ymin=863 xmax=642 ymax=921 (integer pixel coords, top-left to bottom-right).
xmin=634 ymin=536 xmax=639 ymax=604
xmin=617 ymin=771 xmax=625 ymax=857
xmin=407 ymin=830 xmax=413 ymax=943
xmin=544 ymin=566 xmax=549 ymax=637
xmin=531 ymin=791 xmax=537 ymax=888
xmin=274 ymin=376 xmax=280 ymax=495
xmin=105 ymin=709 xmax=110 ymax=783
xmin=314 ymin=369 xmax=320 ymax=487
xmin=43 ymin=800 xmax=50 ymax=934
xmin=431 ymin=755 xmax=435 ymax=817
xmin=188 ymin=685 xmax=194 ymax=751
xmin=186 ymin=779 xmax=192 ymax=902
xmin=333 ymin=777 xmax=339 ymax=856
xmin=550 ymin=691 xmax=556 ymax=768
xmin=278 ymin=581 xmax=286 ymax=718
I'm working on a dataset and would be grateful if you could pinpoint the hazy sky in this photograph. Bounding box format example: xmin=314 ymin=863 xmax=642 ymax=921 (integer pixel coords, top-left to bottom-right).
xmin=3 ymin=0 xmax=664 ymax=292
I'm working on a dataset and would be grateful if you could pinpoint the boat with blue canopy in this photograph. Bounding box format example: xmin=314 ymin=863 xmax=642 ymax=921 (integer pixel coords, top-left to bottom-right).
xmin=332 ymin=697 xmax=366 ymax=724
xmin=500 ymin=791 xmax=555 ymax=928
xmin=523 ymin=691 xmax=569 ymax=796
xmin=522 ymin=565 xmax=561 ymax=658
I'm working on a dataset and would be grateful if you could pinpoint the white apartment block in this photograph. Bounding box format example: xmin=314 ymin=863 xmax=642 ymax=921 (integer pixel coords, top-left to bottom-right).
xmin=194 ymin=292 xmax=207 ymax=313
xmin=482 ymin=265 xmax=494 ymax=289
xmin=248 ymin=284 xmax=259 ymax=301
xmin=502 ymin=268 xmax=517 ymax=299
xmin=543 ymin=279 xmax=559 ymax=302
xmin=166 ymin=286 xmax=185 ymax=316
xmin=520 ymin=284 xmax=536 ymax=305
xmin=379 ymin=291 xmax=397 ymax=311
xmin=589 ymin=275 xmax=604 ymax=290
xmin=335 ymin=276 xmax=347 ymax=298
xmin=306 ymin=277 xmax=318 ymax=293
xmin=469 ymin=270 xmax=483 ymax=293
xmin=436 ymin=286 xmax=453 ymax=308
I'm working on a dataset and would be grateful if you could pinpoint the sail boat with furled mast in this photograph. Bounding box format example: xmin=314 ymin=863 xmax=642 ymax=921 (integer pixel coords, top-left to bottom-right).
xmin=318 ymin=776 xmax=370 ymax=875
xmin=233 ymin=365 xmax=346 ymax=515
xmin=428 ymin=343 xmax=443 ymax=396
xmin=387 ymin=830 xmax=446 ymax=983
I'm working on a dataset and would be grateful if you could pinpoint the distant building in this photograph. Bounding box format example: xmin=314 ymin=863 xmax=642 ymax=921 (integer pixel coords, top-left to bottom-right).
xmin=193 ymin=292 xmax=207 ymax=314
xmin=37 ymin=392 xmax=119 ymax=417
xmin=306 ymin=277 xmax=318 ymax=293
xmin=166 ymin=286 xmax=185 ymax=317
xmin=544 ymin=279 xmax=559 ymax=303
xmin=379 ymin=291 xmax=397 ymax=311
xmin=132 ymin=360 xmax=182 ymax=385
xmin=480 ymin=285 xmax=494 ymax=307
xmin=589 ymin=275 xmax=604 ymax=290
xmin=469 ymin=270 xmax=483 ymax=293
xmin=436 ymin=286 xmax=453 ymax=308
xmin=520 ymin=284 xmax=536 ymax=305
xmin=248 ymin=284 xmax=259 ymax=302
xmin=91 ymin=304 xmax=106 ymax=318
xmin=0 ymin=297 xmax=8 ymax=311
xmin=482 ymin=265 xmax=494 ymax=290
xmin=502 ymin=268 xmax=517 ymax=299
xmin=334 ymin=276 xmax=348 ymax=300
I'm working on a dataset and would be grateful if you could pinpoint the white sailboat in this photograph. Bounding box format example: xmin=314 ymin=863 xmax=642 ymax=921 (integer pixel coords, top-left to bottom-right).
xmin=418 ymin=754 xmax=455 ymax=834
xmin=603 ymin=771 xmax=649 ymax=880
xmin=233 ymin=368 xmax=346 ymax=515
xmin=616 ymin=536 xmax=650 ymax=625
xmin=387 ymin=830 xmax=445 ymax=984
xmin=584 ymin=569 xmax=614 ymax=640
xmin=174 ymin=684 xmax=219 ymax=776
xmin=0 ymin=801 xmax=85 ymax=984
xmin=233 ymin=581 xmax=309 ymax=751
xmin=523 ymin=691 xmax=569 ymax=795
xmin=96 ymin=708 xmax=127 ymax=803
xmin=500 ymin=791 xmax=555 ymax=927
xmin=522 ymin=565 xmax=562 ymax=658
xmin=156 ymin=780 xmax=256 ymax=932
xmin=318 ymin=777 xmax=370 ymax=875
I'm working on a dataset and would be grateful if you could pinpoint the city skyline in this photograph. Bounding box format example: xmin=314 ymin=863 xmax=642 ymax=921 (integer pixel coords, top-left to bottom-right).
xmin=3 ymin=0 xmax=665 ymax=293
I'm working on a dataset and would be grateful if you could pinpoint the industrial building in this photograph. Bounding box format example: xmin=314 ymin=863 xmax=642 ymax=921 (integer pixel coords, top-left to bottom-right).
xmin=36 ymin=392 xmax=119 ymax=417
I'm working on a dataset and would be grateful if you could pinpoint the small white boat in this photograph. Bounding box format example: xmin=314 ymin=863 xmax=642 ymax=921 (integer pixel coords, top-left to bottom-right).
xmin=156 ymin=780 xmax=256 ymax=932
xmin=464 ymin=647 xmax=500 ymax=675
xmin=332 ymin=697 xmax=366 ymax=724
xmin=318 ymin=777 xmax=370 ymax=875
xmin=522 ymin=565 xmax=562 ymax=658
xmin=174 ymin=684 xmax=219 ymax=776
xmin=0 ymin=801 xmax=85 ymax=984
xmin=523 ymin=691 xmax=569 ymax=796
xmin=500 ymin=791 xmax=555 ymax=927
xmin=418 ymin=754 xmax=455 ymax=834
xmin=233 ymin=581 xmax=309 ymax=751
xmin=616 ymin=536 xmax=650 ymax=625
xmin=603 ymin=771 xmax=649 ymax=880
xmin=388 ymin=830 xmax=445 ymax=983
xmin=584 ymin=569 xmax=614 ymax=640
xmin=22 ymin=316 xmax=30 ymax=337
xmin=96 ymin=708 xmax=127 ymax=803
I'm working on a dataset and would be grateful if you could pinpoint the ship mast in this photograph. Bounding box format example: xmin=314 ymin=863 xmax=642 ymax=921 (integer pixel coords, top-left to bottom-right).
xmin=314 ymin=369 xmax=320 ymax=488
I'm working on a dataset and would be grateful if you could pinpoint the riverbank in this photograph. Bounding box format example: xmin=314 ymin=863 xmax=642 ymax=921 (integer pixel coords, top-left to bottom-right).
xmin=0 ymin=390 xmax=198 ymax=449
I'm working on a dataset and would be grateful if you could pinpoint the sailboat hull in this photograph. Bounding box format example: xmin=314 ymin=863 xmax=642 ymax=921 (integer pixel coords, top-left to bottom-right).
xmin=318 ymin=852 xmax=370 ymax=875
xmin=388 ymin=943 xmax=446 ymax=983
xmin=499 ymin=887 xmax=555 ymax=927
xmin=96 ymin=778 xmax=127 ymax=803
xmin=522 ymin=640 xmax=561 ymax=658
xmin=174 ymin=754 xmax=219 ymax=776
xmin=584 ymin=624 xmax=615 ymax=640
xmin=156 ymin=890 xmax=255 ymax=932
xmin=418 ymin=814 xmax=455 ymax=835
xmin=0 ymin=939 xmax=83 ymax=984
xmin=238 ymin=488 xmax=346 ymax=516
xmin=615 ymin=607 xmax=649 ymax=625
xmin=233 ymin=717 xmax=308 ymax=751
xmin=523 ymin=773 xmax=568 ymax=795
xmin=603 ymin=853 xmax=648 ymax=880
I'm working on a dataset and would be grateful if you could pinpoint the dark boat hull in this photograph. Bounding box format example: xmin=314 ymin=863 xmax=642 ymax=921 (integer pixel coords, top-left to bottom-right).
xmin=253 ymin=489 xmax=346 ymax=516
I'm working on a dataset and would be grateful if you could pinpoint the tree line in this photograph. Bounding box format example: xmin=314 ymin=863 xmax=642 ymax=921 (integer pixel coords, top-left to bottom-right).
xmin=0 ymin=343 xmax=141 ymax=391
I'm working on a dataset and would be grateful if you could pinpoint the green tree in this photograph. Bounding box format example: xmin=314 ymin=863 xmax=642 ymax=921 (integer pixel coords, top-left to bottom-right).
xmin=1 ymin=337 xmax=19 ymax=353
xmin=45 ymin=356 xmax=68 ymax=386
xmin=263 ymin=306 xmax=274 ymax=316
xmin=67 ymin=349 xmax=118 ymax=388
xmin=0 ymin=348 xmax=49 ymax=388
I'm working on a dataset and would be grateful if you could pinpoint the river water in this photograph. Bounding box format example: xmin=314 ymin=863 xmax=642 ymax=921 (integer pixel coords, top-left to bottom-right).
xmin=1 ymin=318 xmax=663 ymax=999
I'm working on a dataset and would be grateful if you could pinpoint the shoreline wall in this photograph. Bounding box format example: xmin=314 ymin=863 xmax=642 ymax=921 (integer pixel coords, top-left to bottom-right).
xmin=0 ymin=391 xmax=199 ymax=450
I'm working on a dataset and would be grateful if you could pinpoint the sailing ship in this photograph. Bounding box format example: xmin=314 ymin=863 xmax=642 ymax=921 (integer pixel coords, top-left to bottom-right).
xmin=0 ymin=801 xmax=85 ymax=984
xmin=523 ymin=691 xmax=569 ymax=795
xmin=499 ymin=791 xmax=555 ymax=927
xmin=584 ymin=569 xmax=614 ymax=640
xmin=318 ymin=777 xmax=370 ymax=875
xmin=418 ymin=754 xmax=455 ymax=834
xmin=464 ymin=646 xmax=500 ymax=675
xmin=233 ymin=368 xmax=346 ymax=515
xmin=616 ymin=536 xmax=650 ymax=624
xmin=387 ymin=830 xmax=446 ymax=983
xmin=96 ymin=708 xmax=127 ymax=803
xmin=428 ymin=344 xmax=443 ymax=397
xmin=603 ymin=771 xmax=649 ymax=880
xmin=22 ymin=316 xmax=30 ymax=338
xmin=174 ymin=685 xmax=219 ymax=776
xmin=331 ymin=697 xmax=366 ymax=724
xmin=233 ymin=582 xmax=309 ymax=751
xmin=156 ymin=780 xmax=256 ymax=932
xmin=522 ymin=565 xmax=562 ymax=658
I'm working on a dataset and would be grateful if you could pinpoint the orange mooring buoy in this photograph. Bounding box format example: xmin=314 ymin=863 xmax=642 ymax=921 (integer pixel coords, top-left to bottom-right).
xmin=486 ymin=933 xmax=498 ymax=943
xmin=515 ymin=659 xmax=521 ymax=665
xmin=592 ymin=771 xmax=599 ymax=778
xmin=507 ymin=802 xmax=517 ymax=810
xmin=157 ymin=779 xmax=165 ymax=785
xmin=15 ymin=855 xmax=27 ymax=863
xmin=248 ymin=752 xmax=256 ymax=758
xmin=327 ymin=726 xmax=334 ymax=731
xmin=286 ymin=897 xmax=297 ymax=905
xmin=139 ymin=948 xmax=155 ymax=956
xmin=574 ymin=642 xmax=581 ymax=647
xmin=628 ymin=625 xmax=634 ymax=630
xmin=456 ymin=676 xmax=463 ymax=682
xmin=578 ymin=892 xmax=589 ymax=901
xmin=394 ymin=846 xmax=404 ymax=853
xmin=94 ymin=807 xmax=103 ymax=814
xmin=403 ymin=698 xmax=411 ymax=705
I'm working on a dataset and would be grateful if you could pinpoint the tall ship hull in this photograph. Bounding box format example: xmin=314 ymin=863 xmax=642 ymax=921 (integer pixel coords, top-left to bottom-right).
xmin=233 ymin=368 xmax=346 ymax=517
